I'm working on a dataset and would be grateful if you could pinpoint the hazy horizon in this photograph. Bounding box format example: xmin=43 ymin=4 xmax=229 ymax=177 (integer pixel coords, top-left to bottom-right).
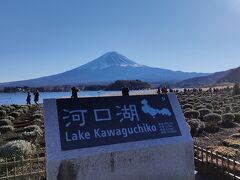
xmin=0 ymin=0 xmax=240 ymax=83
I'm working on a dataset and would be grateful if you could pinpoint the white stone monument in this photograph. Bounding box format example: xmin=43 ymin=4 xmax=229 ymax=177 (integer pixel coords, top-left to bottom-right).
xmin=43 ymin=94 xmax=194 ymax=180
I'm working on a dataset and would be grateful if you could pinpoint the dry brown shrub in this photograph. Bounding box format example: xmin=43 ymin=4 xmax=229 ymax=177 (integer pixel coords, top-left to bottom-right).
xmin=210 ymin=146 xmax=239 ymax=158
xmin=222 ymin=139 xmax=240 ymax=148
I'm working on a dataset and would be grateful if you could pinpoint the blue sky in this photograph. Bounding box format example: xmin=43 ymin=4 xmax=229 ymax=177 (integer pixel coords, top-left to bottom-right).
xmin=0 ymin=0 xmax=240 ymax=83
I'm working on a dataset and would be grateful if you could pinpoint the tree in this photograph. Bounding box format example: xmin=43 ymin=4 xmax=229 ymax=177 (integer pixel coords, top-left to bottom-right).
xmin=233 ymin=83 xmax=240 ymax=95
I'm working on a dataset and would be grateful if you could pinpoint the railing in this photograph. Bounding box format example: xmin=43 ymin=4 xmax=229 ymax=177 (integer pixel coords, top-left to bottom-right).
xmin=194 ymin=145 xmax=240 ymax=180
xmin=0 ymin=145 xmax=239 ymax=179
xmin=0 ymin=154 xmax=46 ymax=180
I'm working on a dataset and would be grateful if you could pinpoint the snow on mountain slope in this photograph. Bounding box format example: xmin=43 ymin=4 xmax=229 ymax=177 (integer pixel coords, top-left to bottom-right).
xmin=0 ymin=52 xmax=209 ymax=87
xmin=79 ymin=51 xmax=144 ymax=70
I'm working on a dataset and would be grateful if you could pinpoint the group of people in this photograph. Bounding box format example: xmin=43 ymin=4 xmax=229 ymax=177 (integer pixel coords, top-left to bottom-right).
xmin=157 ymin=87 xmax=168 ymax=94
xmin=157 ymin=87 xmax=180 ymax=94
xmin=26 ymin=87 xmax=79 ymax=105
xmin=27 ymin=85 xmax=175 ymax=105
xmin=26 ymin=90 xmax=40 ymax=105
xmin=71 ymin=86 xmax=130 ymax=98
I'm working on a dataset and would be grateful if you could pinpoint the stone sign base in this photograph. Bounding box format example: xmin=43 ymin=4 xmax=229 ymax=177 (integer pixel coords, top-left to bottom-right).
xmin=48 ymin=141 xmax=194 ymax=180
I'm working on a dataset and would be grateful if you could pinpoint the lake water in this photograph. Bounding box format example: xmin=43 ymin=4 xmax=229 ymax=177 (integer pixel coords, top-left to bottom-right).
xmin=0 ymin=90 xmax=159 ymax=105
xmin=0 ymin=91 xmax=120 ymax=105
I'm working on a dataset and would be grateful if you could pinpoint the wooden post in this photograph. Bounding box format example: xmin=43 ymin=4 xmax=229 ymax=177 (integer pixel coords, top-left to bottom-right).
xmin=221 ymin=154 xmax=224 ymax=177
xmin=206 ymin=149 xmax=208 ymax=163
xmin=21 ymin=156 xmax=24 ymax=180
xmin=14 ymin=157 xmax=17 ymax=179
xmin=233 ymin=159 xmax=236 ymax=178
xmin=30 ymin=156 xmax=32 ymax=178
xmin=5 ymin=158 xmax=8 ymax=178
xmin=37 ymin=154 xmax=40 ymax=180
xmin=210 ymin=149 xmax=213 ymax=165
xmin=227 ymin=155 xmax=230 ymax=176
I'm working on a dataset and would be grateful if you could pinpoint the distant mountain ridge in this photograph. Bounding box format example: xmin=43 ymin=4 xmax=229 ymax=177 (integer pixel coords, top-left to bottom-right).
xmin=177 ymin=70 xmax=229 ymax=87
xmin=177 ymin=66 xmax=240 ymax=87
xmin=217 ymin=67 xmax=240 ymax=83
xmin=0 ymin=51 xmax=209 ymax=87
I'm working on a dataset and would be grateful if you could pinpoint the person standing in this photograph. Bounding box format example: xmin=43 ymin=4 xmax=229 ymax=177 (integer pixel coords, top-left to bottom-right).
xmin=71 ymin=87 xmax=79 ymax=98
xmin=26 ymin=91 xmax=31 ymax=105
xmin=161 ymin=86 xmax=168 ymax=94
xmin=122 ymin=87 xmax=129 ymax=96
xmin=34 ymin=90 xmax=40 ymax=104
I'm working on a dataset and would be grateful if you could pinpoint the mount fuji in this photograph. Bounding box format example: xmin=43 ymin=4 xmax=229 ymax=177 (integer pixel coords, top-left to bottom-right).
xmin=0 ymin=52 xmax=208 ymax=87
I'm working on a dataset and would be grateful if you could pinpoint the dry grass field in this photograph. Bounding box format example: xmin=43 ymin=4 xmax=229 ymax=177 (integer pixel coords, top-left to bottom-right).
xmin=0 ymin=90 xmax=239 ymax=163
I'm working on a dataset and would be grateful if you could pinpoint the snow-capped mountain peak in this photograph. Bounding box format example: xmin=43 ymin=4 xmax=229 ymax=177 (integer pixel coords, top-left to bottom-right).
xmin=0 ymin=51 xmax=209 ymax=87
xmin=80 ymin=51 xmax=143 ymax=70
